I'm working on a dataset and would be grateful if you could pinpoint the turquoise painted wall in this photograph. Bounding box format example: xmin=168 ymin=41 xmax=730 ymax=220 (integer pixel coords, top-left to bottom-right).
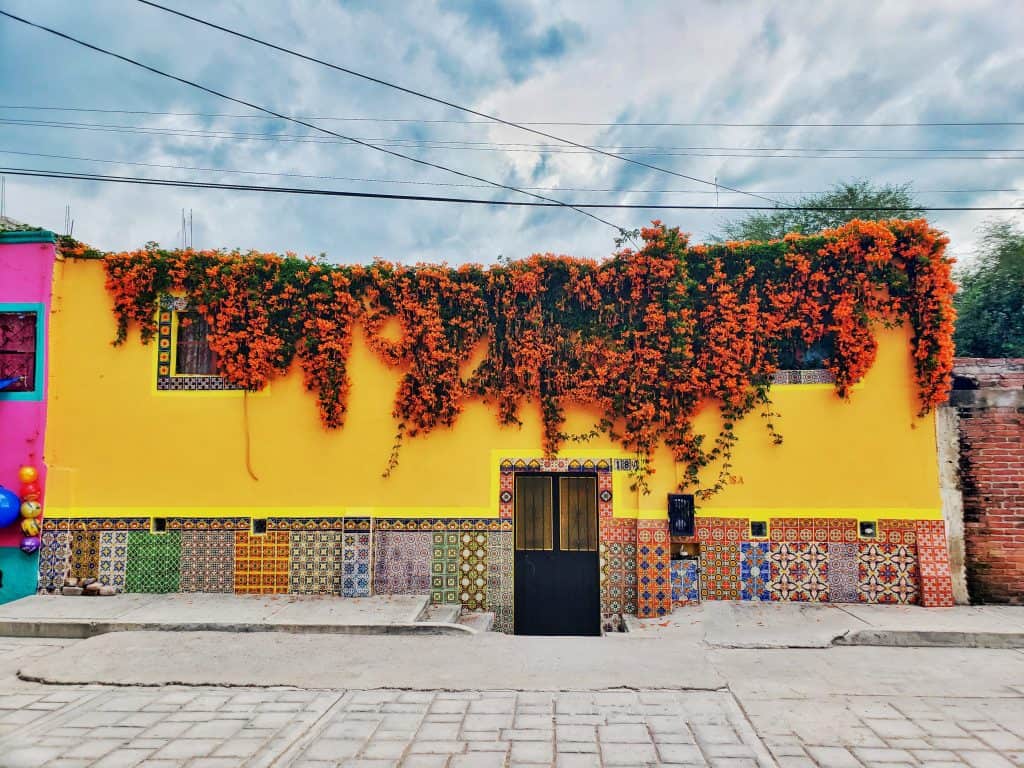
xmin=0 ymin=547 xmax=39 ymax=603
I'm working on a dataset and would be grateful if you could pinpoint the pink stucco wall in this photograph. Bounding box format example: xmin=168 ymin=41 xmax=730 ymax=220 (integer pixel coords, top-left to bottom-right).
xmin=0 ymin=239 xmax=55 ymax=547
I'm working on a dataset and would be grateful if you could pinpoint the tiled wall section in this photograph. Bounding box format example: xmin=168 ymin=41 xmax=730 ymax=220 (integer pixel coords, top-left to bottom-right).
xmin=637 ymin=519 xmax=671 ymax=618
xmin=695 ymin=518 xmax=928 ymax=604
xmin=35 ymin=515 xmax=953 ymax=628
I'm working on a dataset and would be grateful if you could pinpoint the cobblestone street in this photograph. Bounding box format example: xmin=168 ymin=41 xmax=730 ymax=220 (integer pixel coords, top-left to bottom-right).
xmin=1 ymin=639 xmax=1023 ymax=767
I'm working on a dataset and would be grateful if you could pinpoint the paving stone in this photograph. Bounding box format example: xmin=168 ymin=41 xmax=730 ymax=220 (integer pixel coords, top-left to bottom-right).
xmin=407 ymin=740 xmax=466 ymax=754
xmin=556 ymin=754 xmax=602 ymax=767
xmin=510 ymin=741 xmax=554 ymax=763
xmin=657 ymin=742 xmax=706 ymax=763
xmin=361 ymin=739 xmax=408 ymax=759
xmin=601 ymin=742 xmax=659 ymax=765
xmin=853 ymin=748 xmax=916 ymax=763
xmin=501 ymin=728 xmax=552 ymax=741
xmin=417 ymin=722 xmax=461 ymax=740
xmin=150 ymin=738 xmax=220 ymax=759
xmin=805 ymin=745 xmax=864 ymax=768
xmin=301 ymin=739 xmax=364 ymax=761
xmin=598 ymin=723 xmax=652 ymax=743
xmin=90 ymin=749 xmax=155 ymax=768
xmin=448 ymin=755 xmax=509 ymax=768
xmin=958 ymin=752 xmax=1017 ymax=768
xmin=212 ymin=738 xmax=265 ymax=757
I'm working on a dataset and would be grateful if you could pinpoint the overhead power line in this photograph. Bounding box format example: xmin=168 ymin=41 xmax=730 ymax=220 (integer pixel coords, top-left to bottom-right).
xmin=134 ymin=0 xmax=786 ymax=207
xmin=4 ymin=166 xmax=1023 ymax=211
xmin=6 ymin=118 xmax=1024 ymax=161
xmin=3 ymin=149 xmax=1023 ymax=197
xmin=4 ymin=117 xmax=1024 ymax=156
xmin=0 ymin=9 xmax=629 ymax=236
xmin=3 ymin=103 xmax=1023 ymax=128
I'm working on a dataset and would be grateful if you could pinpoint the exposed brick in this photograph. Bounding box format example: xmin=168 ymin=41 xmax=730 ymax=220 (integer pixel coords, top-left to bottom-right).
xmin=952 ymin=358 xmax=1024 ymax=605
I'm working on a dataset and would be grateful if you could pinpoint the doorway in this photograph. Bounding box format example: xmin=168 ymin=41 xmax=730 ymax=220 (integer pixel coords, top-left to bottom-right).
xmin=513 ymin=473 xmax=601 ymax=636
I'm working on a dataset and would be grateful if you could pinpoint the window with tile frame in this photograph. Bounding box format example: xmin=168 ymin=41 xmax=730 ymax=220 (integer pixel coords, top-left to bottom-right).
xmin=0 ymin=310 xmax=38 ymax=393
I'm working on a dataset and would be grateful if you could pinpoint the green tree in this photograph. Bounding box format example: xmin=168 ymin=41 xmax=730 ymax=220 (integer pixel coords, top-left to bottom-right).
xmin=954 ymin=219 xmax=1024 ymax=357
xmin=719 ymin=180 xmax=924 ymax=241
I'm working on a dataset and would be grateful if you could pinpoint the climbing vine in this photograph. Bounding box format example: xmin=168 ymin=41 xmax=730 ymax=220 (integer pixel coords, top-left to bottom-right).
xmin=65 ymin=219 xmax=956 ymax=497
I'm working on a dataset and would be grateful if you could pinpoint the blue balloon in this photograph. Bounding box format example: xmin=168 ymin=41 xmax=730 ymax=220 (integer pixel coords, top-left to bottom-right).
xmin=0 ymin=486 xmax=20 ymax=528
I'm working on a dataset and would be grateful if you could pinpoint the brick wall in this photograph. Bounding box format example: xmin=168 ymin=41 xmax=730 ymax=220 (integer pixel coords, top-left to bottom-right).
xmin=951 ymin=358 xmax=1024 ymax=604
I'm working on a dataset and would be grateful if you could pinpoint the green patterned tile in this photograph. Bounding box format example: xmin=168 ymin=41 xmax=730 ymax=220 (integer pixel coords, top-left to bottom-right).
xmin=125 ymin=531 xmax=181 ymax=593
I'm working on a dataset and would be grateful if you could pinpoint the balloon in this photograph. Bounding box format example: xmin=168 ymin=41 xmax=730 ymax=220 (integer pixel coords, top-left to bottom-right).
xmin=20 ymin=482 xmax=41 ymax=501
xmin=20 ymin=500 xmax=42 ymax=519
xmin=20 ymin=518 xmax=39 ymax=537
xmin=20 ymin=536 xmax=40 ymax=554
xmin=0 ymin=486 xmax=19 ymax=528
xmin=17 ymin=466 xmax=38 ymax=485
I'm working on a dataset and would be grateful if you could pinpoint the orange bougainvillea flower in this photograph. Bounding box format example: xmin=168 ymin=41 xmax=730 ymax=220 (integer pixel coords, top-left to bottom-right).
xmin=80 ymin=218 xmax=955 ymax=497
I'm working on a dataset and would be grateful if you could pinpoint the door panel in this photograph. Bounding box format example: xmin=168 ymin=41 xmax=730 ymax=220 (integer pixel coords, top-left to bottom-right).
xmin=514 ymin=473 xmax=600 ymax=636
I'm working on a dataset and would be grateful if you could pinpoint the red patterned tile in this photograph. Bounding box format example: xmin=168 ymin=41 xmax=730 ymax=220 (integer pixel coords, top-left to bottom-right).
xmin=877 ymin=519 xmax=917 ymax=546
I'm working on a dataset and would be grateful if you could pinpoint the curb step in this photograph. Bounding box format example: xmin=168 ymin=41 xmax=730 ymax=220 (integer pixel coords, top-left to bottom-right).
xmin=458 ymin=612 xmax=495 ymax=633
xmin=418 ymin=604 xmax=462 ymax=625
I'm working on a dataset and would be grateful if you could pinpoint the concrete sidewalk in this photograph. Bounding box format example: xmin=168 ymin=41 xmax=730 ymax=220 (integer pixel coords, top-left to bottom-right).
xmin=630 ymin=601 xmax=1024 ymax=649
xmin=0 ymin=593 xmax=475 ymax=638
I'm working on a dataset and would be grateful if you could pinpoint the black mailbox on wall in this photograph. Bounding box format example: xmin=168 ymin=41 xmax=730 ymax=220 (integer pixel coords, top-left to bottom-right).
xmin=667 ymin=494 xmax=695 ymax=537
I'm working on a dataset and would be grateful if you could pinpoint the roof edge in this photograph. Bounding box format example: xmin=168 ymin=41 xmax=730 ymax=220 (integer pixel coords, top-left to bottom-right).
xmin=0 ymin=230 xmax=57 ymax=244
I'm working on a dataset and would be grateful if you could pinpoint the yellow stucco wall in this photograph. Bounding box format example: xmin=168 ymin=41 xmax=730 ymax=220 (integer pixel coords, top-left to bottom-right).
xmin=44 ymin=257 xmax=941 ymax=522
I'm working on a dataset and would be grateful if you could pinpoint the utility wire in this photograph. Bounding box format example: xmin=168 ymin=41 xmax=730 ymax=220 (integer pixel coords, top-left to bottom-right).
xmin=4 ymin=117 xmax=1024 ymax=155
xmin=4 ymin=103 xmax=1023 ymax=128
xmin=6 ymin=118 xmax=1024 ymax=161
xmin=3 ymin=149 xmax=1022 ymax=197
xmin=0 ymin=9 xmax=629 ymax=236
xmin=134 ymin=0 xmax=788 ymax=208
xmin=4 ymin=167 xmax=1022 ymax=211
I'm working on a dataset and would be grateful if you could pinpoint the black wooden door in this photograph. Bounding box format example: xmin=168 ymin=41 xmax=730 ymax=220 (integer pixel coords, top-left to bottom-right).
xmin=514 ymin=473 xmax=600 ymax=636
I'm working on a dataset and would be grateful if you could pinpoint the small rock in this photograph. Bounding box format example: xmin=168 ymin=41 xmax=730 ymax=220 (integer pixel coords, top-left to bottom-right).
xmin=65 ymin=577 xmax=79 ymax=587
xmin=84 ymin=582 xmax=102 ymax=593
xmin=82 ymin=577 xmax=97 ymax=587
xmin=61 ymin=586 xmax=83 ymax=596
xmin=98 ymin=585 xmax=116 ymax=596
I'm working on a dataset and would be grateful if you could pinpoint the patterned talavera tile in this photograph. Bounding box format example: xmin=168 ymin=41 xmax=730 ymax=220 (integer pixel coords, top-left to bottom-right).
xmin=915 ymin=520 xmax=953 ymax=607
xmin=373 ymin=531 xmax=431 ymax=594
xmin=858 ymin=543 xmax=919 ymax=604
xmin=430 ymin=532 xmax=460 ymax=605
xmin=739 ymin=542 xmax=771 ymax=601
xmin=38 ymin=531 xmax=71 ymax=592
xmin=670 ymin=558 xmax=699 ymax=605
xmin=700 ymin=542 xmax=740 ymax=600
xmin=125 ymin=531 xmax=182 ymax=594
xmin=342 ymin=531 xmax=371 ymax=598
xmin=459 ymin=531 xmax=488 ymax=611
xmin=287 ymin=531 xmax=342 ymax=596
xmin=637 ymin=519 xmax=671 ymax=617
xmin=97 ymin=531 xmax=128 ymax=592
xmin=876 ymin=519 xmax=917 ymax=546
xmin=599 ymin=517 xmax=637 ymax=616
xmin=69 ymin=530 xmax=101 ymax=581
xmin=486 ymin=531 xmax=513 ymax=632
xmin=179 ymin=530 xmax=235 ymax=593
xmin=770 ymin=518 xmax=858 ymax=544
xmin=234 ymin=531 xmax=290 ymax=595
xmin=696 ymin=517 xmax=748 ymax=545
xmin=827 ymin=543 xmax=859 ymax=603
xmin=768 ymin=542 xmax=829 ymax=602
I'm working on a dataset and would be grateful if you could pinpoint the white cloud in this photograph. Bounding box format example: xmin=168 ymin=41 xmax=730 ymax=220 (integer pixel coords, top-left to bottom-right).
xmin=1 ymin=0 xmax=1022 ymax=264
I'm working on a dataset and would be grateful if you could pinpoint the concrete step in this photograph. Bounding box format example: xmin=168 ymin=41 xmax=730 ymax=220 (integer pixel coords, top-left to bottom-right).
xmin=458 ymin=611 xmax=494 ymax=633
xmin=0 ymin=593 xmax=475 ymax=638
xmin=418 ymin=603 xmax=462 ymax=625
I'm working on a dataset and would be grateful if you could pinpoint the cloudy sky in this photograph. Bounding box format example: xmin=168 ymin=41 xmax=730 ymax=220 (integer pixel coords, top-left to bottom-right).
xmin=1 ymin=0 xmax=1022 ymax=265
